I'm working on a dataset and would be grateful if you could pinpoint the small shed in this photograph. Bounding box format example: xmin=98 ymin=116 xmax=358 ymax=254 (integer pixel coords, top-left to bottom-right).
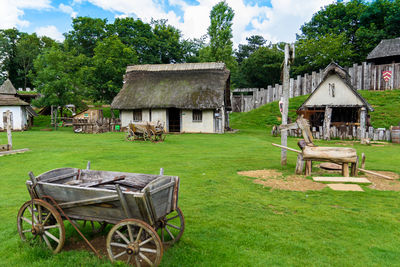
xmin=297 ymin=63 xmax=373 ymax=131
xmin=73 ymin=109 xmax=103 ymax=121
xmin=367 ymin=38 xmax=400 ymax=65
xmin=111 ymin=62 xmax=231 ymax=133
xmin=0 ymin=79 xmax=37 ymax=130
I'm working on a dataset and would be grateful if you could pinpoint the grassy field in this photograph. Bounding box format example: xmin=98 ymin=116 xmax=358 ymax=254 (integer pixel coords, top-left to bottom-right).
xmin=1 ymin=99 xmax=400 ymax=266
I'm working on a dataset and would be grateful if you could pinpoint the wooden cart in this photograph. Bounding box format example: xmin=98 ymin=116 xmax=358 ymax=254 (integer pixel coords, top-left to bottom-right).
xmin=17 ymin=164 xmax=184 ymax=266
xmin=127 ymin=122 xmax=165 ymax=142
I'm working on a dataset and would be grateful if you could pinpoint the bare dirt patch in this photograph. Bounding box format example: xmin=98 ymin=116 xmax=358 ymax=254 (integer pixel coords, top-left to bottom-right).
xmin=238 ymin=169 xmax=326 ymax=191
xmin=239 ymin=169 xmax=400 ymax=192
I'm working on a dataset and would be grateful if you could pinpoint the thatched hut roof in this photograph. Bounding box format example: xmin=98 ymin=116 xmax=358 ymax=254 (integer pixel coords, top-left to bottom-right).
xmin=111 ymin=63 xmax=231 ymax=110
xmin=367 ymin=38 xmax=400 ymax=63
xmin=298 ymin=62 xmax=373 ymax=111
xmin=0 ymin=95 xmax=29 ymax=106
xmin=0 ymin=79 xmax=17 ymax=95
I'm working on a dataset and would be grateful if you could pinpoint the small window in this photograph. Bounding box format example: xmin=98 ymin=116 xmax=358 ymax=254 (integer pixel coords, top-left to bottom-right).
xmin=329 ymin=83 xmax=335 ymax=97
xmin=133 ymin=109 xmax=142 ymax=121
xmin=192 ymin=110 xmax=202 ymax=122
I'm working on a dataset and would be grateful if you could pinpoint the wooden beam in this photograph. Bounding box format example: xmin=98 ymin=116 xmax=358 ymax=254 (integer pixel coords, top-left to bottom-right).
xmin=58 ymin=195 xmax=119 ymax=209
xmin=0 ymin=148 xmax=30 ymax=157
xmin=272 ymin=143 xmax=302 ymax=153
xmin=6 ymin=110 xmax=12 ymax=150
xmin=358 ymin=168 xmax=393 ymax=180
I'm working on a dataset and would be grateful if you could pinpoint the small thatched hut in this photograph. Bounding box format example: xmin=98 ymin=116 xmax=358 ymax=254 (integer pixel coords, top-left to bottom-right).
xmin=111 ymin=63 xmax=231 ymax=133
xmin=297 ymin=63 xmax=373 ymax=131
xmin=0 ymin=79 xmax=37 ymax=130
xmin=367 ymin=38 xmax=400 ymax=65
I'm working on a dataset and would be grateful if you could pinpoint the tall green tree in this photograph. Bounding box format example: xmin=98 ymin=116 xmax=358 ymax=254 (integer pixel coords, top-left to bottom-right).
xmin=64 ymin=17 xmax=107 ymax=56
xmin=32 ymin=46 xmax=87 ymax=114
xmin=0 ymin=28 xmax=25 ymax=86
xmin=236 ymin=35 xmax=267 ymax=64
xmin=152 ymin=19 xmax=184 ymax=63
xmin=200 ymin=1 xmax=236 ymax=70
xmin=85 ymin=36 xmax=138 ymax=103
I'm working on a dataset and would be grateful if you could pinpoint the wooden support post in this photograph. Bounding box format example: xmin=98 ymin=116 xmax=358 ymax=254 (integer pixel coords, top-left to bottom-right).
xmin=342 ymin=163 xmax=349 ymax=177
xmin=305 ymin=160 xmax=312 ymax=176
xmin=280 ymin=44 xmax=295 ymax=166
xmin=6 ymin=110 xmax=12 ymax=151
xmin=86 ymin=161 xmax=91 ymax=170
xmin=351 ymin=156 xmax=359 ymax=177
xmin=323 ymin=106 xmax=332 ymax=140
xmin=295 ymin=154 xmax=304 ymax=175
xmin=160 ymin=168 xmax=164 ymax=175
xmin=360 ymin=107 xmax=367 ymax=140
xmin=361 ymin=153 xmax=366 ymax=169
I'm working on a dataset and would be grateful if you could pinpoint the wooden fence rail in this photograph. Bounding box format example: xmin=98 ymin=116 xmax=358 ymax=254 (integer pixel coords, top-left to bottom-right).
xmin=231 ymin=61 xmax=400 ymax=112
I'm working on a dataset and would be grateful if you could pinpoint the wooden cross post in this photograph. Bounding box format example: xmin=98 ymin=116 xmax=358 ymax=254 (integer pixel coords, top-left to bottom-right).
xmin=281 ymin=44 xmax=295 ymax=165
xmin=6 ymin=110 xmax=12 ymax=151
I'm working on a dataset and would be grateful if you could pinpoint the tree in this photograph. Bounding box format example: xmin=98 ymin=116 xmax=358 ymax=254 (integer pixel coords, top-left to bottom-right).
xmin=201 ymin=1 xmax=235 ymax=70
xmin=236 ymin=35 xmax=267 ymax=64
xmin=152 ymin=19 xmax=184 ymax=63
xmin=241 ymin=46 xmax=283 ymax=88
xmin=85 ymin=36 xmax=138 ymax=103
xmin=293 ymin=33 xmax=354 ymax=76
xmin=15 ymin=33 xmax=41 ymax=89
xmin=64 ymin=17 xmax=107 ymax=56
xmin=32 ymin=46 xmax=87 ymax=114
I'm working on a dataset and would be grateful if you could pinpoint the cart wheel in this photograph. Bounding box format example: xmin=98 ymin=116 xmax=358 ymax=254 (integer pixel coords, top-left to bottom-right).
xmin=17 ymin=199 xmax=65 ymax=254
xmin=106 ymin=219 xmax=163 ymax=266
xmin=149 ymin=130 xmax=156 ymax=142
xmin=158 ymin=207 xmax=185 ymax=246
xmin=72 ymin=220 xmax=107 ymax=234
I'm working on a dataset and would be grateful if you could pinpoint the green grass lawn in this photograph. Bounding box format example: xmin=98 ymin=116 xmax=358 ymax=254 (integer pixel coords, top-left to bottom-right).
xmin=1 ymin=107 xmax=400 ymax=266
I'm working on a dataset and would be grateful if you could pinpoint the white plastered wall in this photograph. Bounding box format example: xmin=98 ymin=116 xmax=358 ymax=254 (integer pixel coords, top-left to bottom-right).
xmin=181 ymin=109 xmax=214 ymax=133
xmin=150 ymin=109 xmax=167 ymax=131
xmin=304 ymin=74 xmax=364 ymax=107
xmin=0 ymin=106 xmax=24 ymax=130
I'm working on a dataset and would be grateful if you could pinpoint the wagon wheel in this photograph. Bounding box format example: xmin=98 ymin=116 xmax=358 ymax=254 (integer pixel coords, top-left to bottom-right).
xmin=149 ymin=129 xmax=157 ymax=142
xmin=17 ymin=199 xmax=65 ymax=254
xmin=157 ymin=207 xmax=184 ymax=246
xmin=106 ymin=219 xmax=163 ymax=266
xmin=72 ymin=220 xmax=107 ymax=234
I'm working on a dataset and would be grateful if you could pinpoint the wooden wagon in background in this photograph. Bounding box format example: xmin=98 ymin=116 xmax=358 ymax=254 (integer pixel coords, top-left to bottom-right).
xmin=17 ymin=163 xmax=184 ymax=266
xmin=127 ymin=121 xmax=165 ymax=142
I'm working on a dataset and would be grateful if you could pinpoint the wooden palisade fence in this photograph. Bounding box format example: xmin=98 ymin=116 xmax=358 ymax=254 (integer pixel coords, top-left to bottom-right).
xmin=73 ymin=118 xmax=121 ymax=134
xmin=231 ymin=61 xmax=400 ymax=113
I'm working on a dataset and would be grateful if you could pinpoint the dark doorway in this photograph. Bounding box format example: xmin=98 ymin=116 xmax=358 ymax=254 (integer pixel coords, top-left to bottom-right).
xmin=168 ymin=108 xmax=181 ymax=132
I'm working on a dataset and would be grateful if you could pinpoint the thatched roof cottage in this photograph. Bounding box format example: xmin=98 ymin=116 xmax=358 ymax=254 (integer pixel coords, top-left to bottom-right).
xmin=298 ymin=62 xmax=373 ymax=129
xmin=0 ymin=79 xmax=37 ymax=130
xmin=111 ymin=63 xmax=231 ymax=133
xmin=367 ymin=38 xmax=400 ymax=64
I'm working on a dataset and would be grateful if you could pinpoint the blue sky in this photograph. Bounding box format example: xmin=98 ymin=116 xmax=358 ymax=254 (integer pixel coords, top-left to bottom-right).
xmin=0 ymin=0 xmax=335 ymax=46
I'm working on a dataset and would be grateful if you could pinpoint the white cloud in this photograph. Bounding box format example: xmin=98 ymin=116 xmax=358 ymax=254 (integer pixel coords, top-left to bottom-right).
xmin=59 ymin=3 xmax=78 ymax=18
xmin=78 ymin=0 xmax=335 ymax=47
xmin=35 ymin=25 xmax=64 ymax=41
xmin=0 ymin=0 xmax=51 ymax=29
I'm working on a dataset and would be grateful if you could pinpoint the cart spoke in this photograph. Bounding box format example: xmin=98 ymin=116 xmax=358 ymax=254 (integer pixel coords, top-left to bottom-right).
xmin=113 ymin=250 xmax=127 ymax=259
xmin=27 ymin=206 xmax=38 ymax=223
xmin=127 ymin=255 xmax=132 ymax=264
xmin=110 ymin=242 xmax=127 ymax=248
xmin=42 ymin=213 xmax=52 ymax=225
xmin=165 ymin=226 xmax=175 ymax=240
xmin=44 ymin=231 xmax=59 ymax=243
xmin=139 ymin=237 xmax=153 ymax=247
xmin=44 ymin=224 xmax=59 ymax=230
xmin=134 ymin=255 xmax=141 ymax=267
xmin=139 ymin=252 xmax=153 ymax=266
xmin=140 ymin=248 xmax=157 ymax=254
xmin=38 ymin=205 xmax=42 ymax=223
xmin=166 ymin=215 xmax=179 ymax=221
xmin=42 ymin=235 xmax=53 ymax=250
xmin=22 ymin=229 xmax=32 ymax=233
xmin=166 ymin=223 xmax=180 ymax=230
xmin=127 ymin=225 xmax=134 ymax=242
xmin=21 ymin=216 xmax=33 ymax=225
xmin=116 ymin=230 xmax=130 ymax=244
xmin=135 ymin=227 xmax=143 ymax=243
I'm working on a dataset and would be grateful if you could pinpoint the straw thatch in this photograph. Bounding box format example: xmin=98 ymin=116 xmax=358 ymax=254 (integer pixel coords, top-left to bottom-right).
xmin=367 ymin=38 xmax=400 ymax=61
xmin=298 ymin=62 xmax=373 ymax=111
xmin=0 ymin=79 xmax=17 ymax=95
xmin=112 ymin=63 xmax=231 ymax=110
xmin=0 ymin=95 xmax=29 ymax=106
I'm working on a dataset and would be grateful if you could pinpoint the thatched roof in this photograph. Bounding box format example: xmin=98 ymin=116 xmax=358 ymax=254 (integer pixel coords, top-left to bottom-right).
xmin=367 ymin=38 xmax=400 ymax=61
xmin=298 ymin=62 xmax=373 ymax=111
xmin=112 ymin=63 xmax=231 ymax=110
xmin=0 ymin=95 xmax=29 ymax=106
xmin=0 ymin=79 xmax=17 ymax=95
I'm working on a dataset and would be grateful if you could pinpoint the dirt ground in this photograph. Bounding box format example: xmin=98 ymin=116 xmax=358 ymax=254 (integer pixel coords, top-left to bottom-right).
xmin=238 ymin=169 xmax=400 ymax=192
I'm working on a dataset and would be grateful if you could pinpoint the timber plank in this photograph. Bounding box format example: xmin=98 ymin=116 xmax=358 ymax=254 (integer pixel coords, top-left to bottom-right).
xmin=327 ymin=184 xmax=364 ymax=191
xmin=0 ymin=148 xmax=30 ymax=157
xmin=313 ymin=177 xmax=371 ymax=183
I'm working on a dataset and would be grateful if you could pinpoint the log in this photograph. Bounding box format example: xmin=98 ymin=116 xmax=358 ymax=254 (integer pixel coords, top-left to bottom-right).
xmin=305 ymin=160 xmax=312 ymax=176
xmin=358 ymin=168 xmax=393 ymax=180
xmin=272 ymin=143 xmax=302 ymax=153
xmin=302 ymin=146 xmax=357 ymax=163
xmin=295 ymin=154 xmax=305 ymax=174
xmin=361 ymin=153 xmax=366 ymax=169
xmin=6 ymin=110 xmax=12 ymax=150
xmin=342 ymin=163 xmax=349 ymax=177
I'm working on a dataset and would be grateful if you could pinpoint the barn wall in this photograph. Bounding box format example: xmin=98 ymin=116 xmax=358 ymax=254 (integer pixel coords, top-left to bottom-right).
xmin=120 ymin=110 xmax=133 ymax=127
xmin=0 ymin=106 xmax=24 ymax=130
xmin=181 ymin=109 xmax=214 ymax=133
